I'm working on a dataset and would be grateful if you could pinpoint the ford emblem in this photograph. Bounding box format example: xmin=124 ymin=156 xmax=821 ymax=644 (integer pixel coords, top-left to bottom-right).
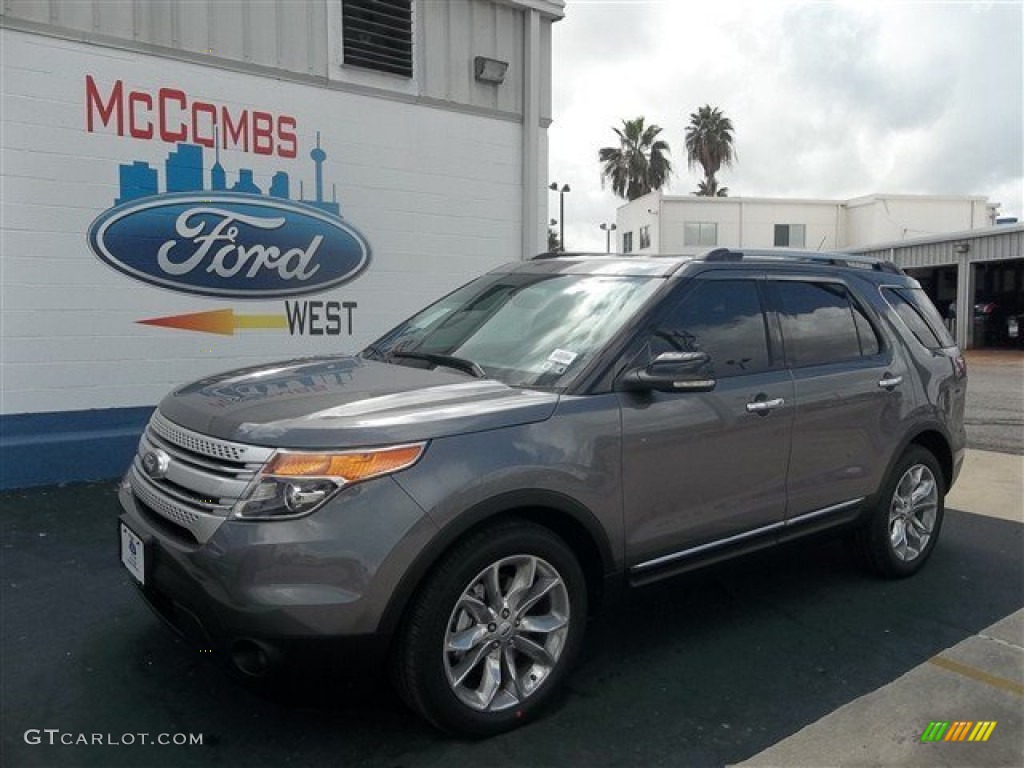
xmin=141 ymin=449 xmax=171 ymax=480
xmin=87 ymin=193 xmax=371 ymax=299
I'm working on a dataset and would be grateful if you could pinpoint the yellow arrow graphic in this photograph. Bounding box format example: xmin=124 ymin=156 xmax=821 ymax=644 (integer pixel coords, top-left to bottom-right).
xmin=137 ymin=308 xmax=287 ymax=336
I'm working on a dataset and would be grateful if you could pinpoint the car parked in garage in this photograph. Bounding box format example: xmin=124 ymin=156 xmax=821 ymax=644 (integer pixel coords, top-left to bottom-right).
xmin=974 ymin=291 xmax=1024 ymax=346
xmin=118 ymin=248 xmax=967 ymax=736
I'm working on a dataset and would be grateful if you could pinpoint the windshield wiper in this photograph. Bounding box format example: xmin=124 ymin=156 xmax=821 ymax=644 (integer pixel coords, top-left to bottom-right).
xmin=390 ymin=351 xmax=486 ymax=379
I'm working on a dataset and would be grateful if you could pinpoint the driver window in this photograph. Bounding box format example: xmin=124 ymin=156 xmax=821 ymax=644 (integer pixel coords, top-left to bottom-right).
xmin=649 ymin=279 xmax=772 ymax=377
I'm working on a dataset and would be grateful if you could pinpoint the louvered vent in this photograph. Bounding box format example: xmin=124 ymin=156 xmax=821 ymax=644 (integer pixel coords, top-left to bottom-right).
xmin=343 ymin=0 xmax=413 ymax=78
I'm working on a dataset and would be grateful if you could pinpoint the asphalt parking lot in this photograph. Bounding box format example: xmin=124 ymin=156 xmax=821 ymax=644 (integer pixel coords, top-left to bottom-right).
xmin=2 ymin=353 xmax=1022 ymax=768
xmin=963 ymin=350 xmax=1024 ymax=455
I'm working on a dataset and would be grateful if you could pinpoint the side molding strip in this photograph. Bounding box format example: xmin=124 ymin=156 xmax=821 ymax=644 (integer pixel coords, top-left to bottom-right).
xmin=630 ymin=497 xmax=866 ymax=573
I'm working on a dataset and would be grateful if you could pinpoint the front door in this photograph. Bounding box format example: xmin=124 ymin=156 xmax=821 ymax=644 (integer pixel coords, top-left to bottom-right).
xmin=618 ymin=273 xmax=793 ymax=576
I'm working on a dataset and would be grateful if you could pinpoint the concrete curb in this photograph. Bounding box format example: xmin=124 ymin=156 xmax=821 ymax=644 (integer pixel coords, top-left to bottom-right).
xmin=736 ymin=452 xmax=1023 ymax=767
xmin=735 ymin=612 xmax=1024 ymax=768
xmin=947 ymin=450 xmax=1024 ymax=523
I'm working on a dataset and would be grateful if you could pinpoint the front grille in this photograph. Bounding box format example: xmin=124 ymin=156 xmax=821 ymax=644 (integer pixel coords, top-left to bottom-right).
xmin=130 ymin=413 xmax=274 ymax=543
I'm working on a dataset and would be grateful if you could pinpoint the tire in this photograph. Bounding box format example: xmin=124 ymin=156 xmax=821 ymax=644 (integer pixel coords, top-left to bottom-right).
xmin=393 ymin=519 xmax=587 ymax=737
xmin=858 ymin=446 xmax=945 ymax=578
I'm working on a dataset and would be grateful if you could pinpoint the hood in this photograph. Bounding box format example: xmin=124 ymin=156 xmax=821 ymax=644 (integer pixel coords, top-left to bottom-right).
xmin=158 ymin=355 xmax=559 ymax=448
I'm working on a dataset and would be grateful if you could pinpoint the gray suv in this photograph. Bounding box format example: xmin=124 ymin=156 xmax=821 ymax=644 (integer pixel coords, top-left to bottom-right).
xmin=118 ymin=248 xmax=967 ymax=735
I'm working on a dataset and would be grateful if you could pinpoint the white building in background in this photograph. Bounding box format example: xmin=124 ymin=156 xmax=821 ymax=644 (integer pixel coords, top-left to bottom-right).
xmin=616 ymin=189 xmax=1022 ymax=352
xmin=616 ymin=190 xmax=999 ymax=255
xmin=0 ymin=0 xmax=565 ymax=488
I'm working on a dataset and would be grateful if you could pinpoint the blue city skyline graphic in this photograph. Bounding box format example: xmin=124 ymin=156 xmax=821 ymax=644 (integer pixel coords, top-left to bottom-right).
xmin=114 ymin=132 xmax=341 ymax=217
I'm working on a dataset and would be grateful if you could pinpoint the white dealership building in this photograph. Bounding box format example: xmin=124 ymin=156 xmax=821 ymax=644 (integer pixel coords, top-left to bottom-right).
xmin=0 ymin=0 xmax=565 ymax=488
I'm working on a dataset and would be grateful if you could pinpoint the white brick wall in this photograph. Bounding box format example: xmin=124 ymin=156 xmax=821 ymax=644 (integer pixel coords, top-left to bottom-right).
xmin=1 ymin=29 xmax=525 ymax=415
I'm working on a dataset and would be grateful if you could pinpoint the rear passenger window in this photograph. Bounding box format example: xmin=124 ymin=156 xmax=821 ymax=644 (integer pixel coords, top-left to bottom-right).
xmin=776 ymin=281 xmax=880 ymax=367
xmin=649 ymin=279 xmax=772 ymax=377
xmin=882 ymin=287 xmax=954 ymax=349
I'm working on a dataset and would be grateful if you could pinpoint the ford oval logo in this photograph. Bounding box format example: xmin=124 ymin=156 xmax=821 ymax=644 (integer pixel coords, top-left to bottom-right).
xmin=87 ymin=193 xmax=371 ymax=299
xmin=141 ymin=449 xmax=171 ymax=480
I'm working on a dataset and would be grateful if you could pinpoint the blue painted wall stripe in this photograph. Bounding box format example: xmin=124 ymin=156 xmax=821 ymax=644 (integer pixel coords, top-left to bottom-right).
xmin=1 ymin=406 xmax=154 ymax=490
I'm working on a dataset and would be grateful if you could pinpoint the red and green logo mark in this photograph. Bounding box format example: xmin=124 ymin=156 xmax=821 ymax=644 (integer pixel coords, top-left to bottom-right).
xmin=921 ymin=721 xmax=997 ymax=743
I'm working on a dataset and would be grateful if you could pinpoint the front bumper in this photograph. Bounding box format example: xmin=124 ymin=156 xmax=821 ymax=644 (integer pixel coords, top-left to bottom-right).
xmin=117 ymin=473 xmax=437 ymax=655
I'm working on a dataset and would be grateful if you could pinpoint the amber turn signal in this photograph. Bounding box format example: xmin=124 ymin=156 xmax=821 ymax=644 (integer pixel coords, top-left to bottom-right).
xmin=264 ymin=443 xmax=425 ymax=484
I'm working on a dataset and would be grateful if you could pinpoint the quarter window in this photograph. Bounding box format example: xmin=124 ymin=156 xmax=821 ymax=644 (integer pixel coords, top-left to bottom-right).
xmin=776 ymin=281 xmax=880 ymax=366
xmin=649 ymin=280 xmax=771 ymax=377
xmin=882 ymin=287 xmax=954 ymax=349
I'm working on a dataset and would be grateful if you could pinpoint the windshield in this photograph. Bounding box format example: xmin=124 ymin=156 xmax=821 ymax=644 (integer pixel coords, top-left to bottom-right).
xmin=363 ymin=272 xmax=663 ymax=388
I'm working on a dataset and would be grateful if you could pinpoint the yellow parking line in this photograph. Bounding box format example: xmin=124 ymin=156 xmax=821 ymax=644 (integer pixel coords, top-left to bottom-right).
xmin=928 ymin=655 xmax=1024 ymax=696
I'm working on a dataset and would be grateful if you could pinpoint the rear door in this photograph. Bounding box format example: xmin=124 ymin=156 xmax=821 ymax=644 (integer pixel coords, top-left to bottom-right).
xmin=618 ymin=272 xmax=794 ymax=575
xmin=768 ymin=276 xmax=903 ymax=526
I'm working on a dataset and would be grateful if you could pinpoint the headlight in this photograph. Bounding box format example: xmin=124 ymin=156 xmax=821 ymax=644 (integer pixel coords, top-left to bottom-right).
xmin=232 ymin=443 xmax=426 ymax=520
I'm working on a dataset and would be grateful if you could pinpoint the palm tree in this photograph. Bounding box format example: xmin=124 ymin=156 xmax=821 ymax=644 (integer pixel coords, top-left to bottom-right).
xmin=684 ymin=105 xmax=736 ymax=197
xmin=695 ymin=178 xmax=729 ymax=197
xmin=547 ymin=226 xmax=561 ymax=252
xmin=598 ymin=117 xmax=673 ymax=201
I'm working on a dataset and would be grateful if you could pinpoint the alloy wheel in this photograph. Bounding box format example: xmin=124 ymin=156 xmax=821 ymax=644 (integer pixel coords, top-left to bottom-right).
xmin=443 ymin=555 xmax=570 ymax=712
xmin=888 ymin=463 xmax=938 ymax=562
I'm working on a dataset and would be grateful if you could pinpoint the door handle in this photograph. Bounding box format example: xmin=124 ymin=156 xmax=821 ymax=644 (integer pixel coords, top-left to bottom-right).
xmin=746 ymin=397 xmax=785 ymax=414
xmin=878 ymin=375 xmax=903 ymax=389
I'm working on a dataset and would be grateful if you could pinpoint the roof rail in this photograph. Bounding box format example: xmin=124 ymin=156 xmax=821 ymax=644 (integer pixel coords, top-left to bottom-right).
xmin=532 ymin=251 xmax=608 ymax=260
xmin=699 ymin=248 xmax=903 ymax=274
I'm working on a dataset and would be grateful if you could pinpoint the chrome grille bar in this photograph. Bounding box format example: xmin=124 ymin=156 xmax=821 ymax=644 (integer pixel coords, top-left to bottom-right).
xmin=131 ymin=413 xmax=273 ymax=543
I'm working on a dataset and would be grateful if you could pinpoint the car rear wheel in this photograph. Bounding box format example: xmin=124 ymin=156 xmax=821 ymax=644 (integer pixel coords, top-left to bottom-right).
xmin=393 ymin=519 xmax=587 ymax=736
xmin=859 ymin=446 xmax=945 ymax=578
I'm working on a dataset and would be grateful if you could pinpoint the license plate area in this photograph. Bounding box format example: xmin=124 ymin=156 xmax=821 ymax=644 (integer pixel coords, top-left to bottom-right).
xmin=120 ymin=521 xmax=147 ymax=585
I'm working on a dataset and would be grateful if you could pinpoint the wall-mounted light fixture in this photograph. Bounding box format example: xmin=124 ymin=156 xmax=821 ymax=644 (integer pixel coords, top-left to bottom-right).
xmin=474 ymin=56 xmax=509 ymax=84
xmin=953 ymin=241 xmax=970 ymax=254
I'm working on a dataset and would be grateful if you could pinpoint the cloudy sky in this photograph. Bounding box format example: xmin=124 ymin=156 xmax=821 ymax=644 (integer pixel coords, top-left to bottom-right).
xmin=547 ymin=0 xmax=1023 ymax=252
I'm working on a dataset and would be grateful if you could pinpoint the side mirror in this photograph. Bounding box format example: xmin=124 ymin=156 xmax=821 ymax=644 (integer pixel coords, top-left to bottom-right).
xmin=620 ymin=351 xmax=717 ymax=393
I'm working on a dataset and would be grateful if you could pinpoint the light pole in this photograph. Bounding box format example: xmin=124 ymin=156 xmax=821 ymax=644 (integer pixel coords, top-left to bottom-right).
xmin=599 ymin=222 xmax=617 ymax=253
xmin=549 ymin=182 xmax=570 ymax=251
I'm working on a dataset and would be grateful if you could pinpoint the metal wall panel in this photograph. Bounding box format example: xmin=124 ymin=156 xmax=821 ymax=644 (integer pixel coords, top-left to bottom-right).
xmin=94 ymin=1 xmax=134 ymax=39
xmin=857 ymin=228 xmax=1023 ymax=268
xmin=3 ymin=1 xmax=50 ymax=24
xmin=54 ymin=0 xmax=94 ymax=30
xmin=208 ymin=1 xmax=246 ymax=62
xmin=246 ymin=0 xmax=278 ymax=69
xmin=3 ymin=1 xmax=330 ymax=80
xmin=419 ymin=0 xmax=523 ymax=115
xmin=148 ymin=1 xmax=179 ymax=49
xmin=3 ymin=1 xmax=523 ymax=114
xmin=538 ymin=15 xmax=550 ymax=121
xmin=177 ymin=1 xmax=211 ymax=56
xmin=498 ymin=1 xmax=525 ymax=115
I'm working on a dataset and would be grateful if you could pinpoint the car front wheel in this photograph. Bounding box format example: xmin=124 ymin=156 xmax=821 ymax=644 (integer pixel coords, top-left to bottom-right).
xmin=393 ymin=520 xmax=587 ymax=736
